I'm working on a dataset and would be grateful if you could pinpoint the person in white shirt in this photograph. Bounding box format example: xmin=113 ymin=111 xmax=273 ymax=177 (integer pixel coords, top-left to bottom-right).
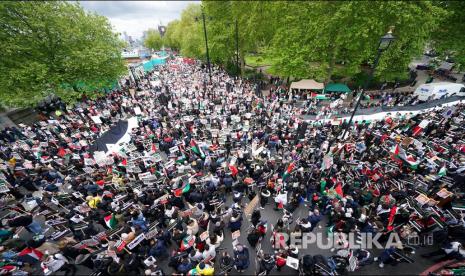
xmin=41 ymin=253 xmax=76 ymax=276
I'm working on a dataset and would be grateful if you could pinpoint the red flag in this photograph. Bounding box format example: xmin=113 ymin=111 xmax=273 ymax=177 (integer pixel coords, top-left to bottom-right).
xmin=412 ymin=125 xmax=422 ymax=136
xmin=18 ymin=247 xmax=43 ymax=262
xmin=57 ymin=148 xmax=66 ymax=158
xmin=121 ymin=159 xmax=127 ymax=166
xmin=173 ymin=188 xmax=183 ymax=197
xmin=335 ymin=183 xmax=344 ymax=197
xmin=387 ymin=205 xmax=398 ymax=231
xmin=286 ymin=162 xmax=295 ymax=174
xmin=229 ymin=165 xmax=238 ymax=177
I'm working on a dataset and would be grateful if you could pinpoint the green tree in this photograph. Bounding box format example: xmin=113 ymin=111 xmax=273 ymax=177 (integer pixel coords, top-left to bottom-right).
xmin=164 ymin=20 xmax=182 ymax=51
xmin=0 ymin=1 xmax=126 ymax=107
xmin=269 ymin=1 xmax=445 ymax=82
xmin=431 ymin=1 xmax=465 ymax=70
xmin=144 ymin=29 xmax=163 ymax=51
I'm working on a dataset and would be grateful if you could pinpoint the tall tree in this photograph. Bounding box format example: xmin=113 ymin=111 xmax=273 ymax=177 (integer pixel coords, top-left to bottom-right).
xmin=0 ymin=1 xmax=126 ymax=107
xmin=431 ymin=1 xmax=465 ymax=70
xmin=269 ymin=1 xmax=445 ymax=82
xmin=143 ymin=29 xmax=163 ymax=51
xmin=164 ymin=20 xmax=182 ymax=51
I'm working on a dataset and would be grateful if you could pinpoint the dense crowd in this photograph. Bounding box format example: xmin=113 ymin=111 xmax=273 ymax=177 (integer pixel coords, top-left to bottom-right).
xmin=0 ymin=57 xmax=464 ymax=276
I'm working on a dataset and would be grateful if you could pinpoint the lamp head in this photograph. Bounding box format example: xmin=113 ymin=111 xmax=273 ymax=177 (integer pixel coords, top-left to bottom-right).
xmin=378 ymin=26 xmax=395 ymax=51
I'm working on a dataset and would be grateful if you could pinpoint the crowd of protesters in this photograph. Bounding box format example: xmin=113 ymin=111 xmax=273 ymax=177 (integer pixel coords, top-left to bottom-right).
xmin=0 ymin=56 xmax=464 ymax=276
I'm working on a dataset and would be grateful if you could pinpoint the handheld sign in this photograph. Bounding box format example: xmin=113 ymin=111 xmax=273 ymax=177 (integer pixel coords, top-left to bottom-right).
xmin=232 ymin=230 xmax=241 ymax=240
xmin=126 ymin=233 xmax=146 ymax=250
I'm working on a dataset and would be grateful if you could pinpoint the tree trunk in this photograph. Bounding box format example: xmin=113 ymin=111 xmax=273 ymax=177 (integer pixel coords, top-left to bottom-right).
xmin=326 ymin=47 xmax=337 ymax=84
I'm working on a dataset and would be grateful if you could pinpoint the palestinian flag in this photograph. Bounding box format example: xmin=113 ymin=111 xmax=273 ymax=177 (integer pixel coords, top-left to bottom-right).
xmin=18 ymin=247 xmax=43 ymax=263
xmin=120 ymin=159 xmax=127 ymax=166
xmin=391 ymin=144 xmax=407 ymax=161
xmin=190 ymin=139 xmax=205 ymax=159
xmin=173 ymin=182 xmax=191 ymax=197
xmin=104 ymin=214 xmax=117 ymax=229
xmin=175 ymin=154 xmax=187 ymax=164
xmin=412 ymin=119 xmax=429 ymax=136
xmin=180 ymin=235 xmax=195 ymax=251
xmin=438 ymin=166 xmax=447 ymax=177
xmin=404 ymin=155 xmax=420 ymax=170
xmin=282 ymin=162 xmax=295 ymax=181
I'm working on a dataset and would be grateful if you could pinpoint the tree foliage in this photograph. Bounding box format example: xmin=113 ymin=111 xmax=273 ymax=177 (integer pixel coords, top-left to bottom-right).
xmin=167 ymin=1 xmax=457 ymax=82
xmin=0 ymin=1 xmax=126 ymax=107
xmin=431 ymin=1 xmax=465 ymax=70
xmin=143 ymin=29 xmax=163 ymax=51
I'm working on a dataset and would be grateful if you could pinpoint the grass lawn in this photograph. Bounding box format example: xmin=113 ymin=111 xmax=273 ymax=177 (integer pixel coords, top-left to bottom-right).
xmin=245 ymin=54 xmax=279 ymax=67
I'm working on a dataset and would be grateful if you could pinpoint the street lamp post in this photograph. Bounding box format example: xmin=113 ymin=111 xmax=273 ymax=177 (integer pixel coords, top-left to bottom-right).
xmin=339 ymin=28 xmax=395 ymax=142
xmin=200 ymin=8 xmax=212 ymax=84
xmin=235 ymin=18 xmax=240 ymax=76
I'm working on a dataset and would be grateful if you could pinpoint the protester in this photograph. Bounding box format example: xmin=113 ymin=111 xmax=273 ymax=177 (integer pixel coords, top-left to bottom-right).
xmin=0 ymin=55 xmax=464 ymax=276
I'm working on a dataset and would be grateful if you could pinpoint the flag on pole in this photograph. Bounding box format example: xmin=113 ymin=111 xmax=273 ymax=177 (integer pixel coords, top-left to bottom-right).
xmin=104 ymin=214 xmax=117 ymax=229
xmin=282 ymin=162 xmax=295 ymax=181
xmin=173 ymin=182 xmax=191 ymax=197
xmin=391 ymin=144 xmax=407 ymax=160
xmin=190 ymin=139 xmax=205 ymax=159
xmin=404 ymin=155 xmax=420 ymax=170
xmin=412 ymin=120 xmax=430 ymax=136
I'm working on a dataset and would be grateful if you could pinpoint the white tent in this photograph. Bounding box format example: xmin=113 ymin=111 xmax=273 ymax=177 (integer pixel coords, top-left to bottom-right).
xmin=290 ymin=79 xmax=324 ymax=90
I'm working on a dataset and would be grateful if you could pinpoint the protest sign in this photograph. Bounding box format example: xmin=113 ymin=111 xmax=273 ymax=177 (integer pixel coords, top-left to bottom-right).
xmin=126 ymin=233 xmax=146 ymax=250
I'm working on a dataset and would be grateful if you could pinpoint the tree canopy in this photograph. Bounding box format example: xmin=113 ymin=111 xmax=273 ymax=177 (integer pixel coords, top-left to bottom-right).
xmin=144 ymin=29 xmax=163 ymax=51
xmin=166 ymin=1 xmax=460 ymax=82
xmin=0 ymin=1 xmax=126 ymax=107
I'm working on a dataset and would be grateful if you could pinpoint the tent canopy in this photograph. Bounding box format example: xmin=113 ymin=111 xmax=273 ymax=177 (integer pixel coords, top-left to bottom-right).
xmin=143 ymin=57 xmax=168 ymax=72
xmin=290 ymin=79 xmax=324 ymax=90
xmin=324 ymin=83 xmax=351 ymax=93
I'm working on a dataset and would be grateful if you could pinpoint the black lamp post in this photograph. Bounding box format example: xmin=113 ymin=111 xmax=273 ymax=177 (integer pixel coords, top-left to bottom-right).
xmin=195 ymin=7 xmax=212 ymax=84
xmin=339 ymin=27 xmax=395 ymax=141
xmin=235 ymin=18 xmax=240 ymax=76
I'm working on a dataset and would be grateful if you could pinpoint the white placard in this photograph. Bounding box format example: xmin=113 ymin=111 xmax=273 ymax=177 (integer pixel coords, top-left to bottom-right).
xmin=91 ymin=116 xmax=102 ymax=124
xmin=169 ymin=146 xmax=179 ymax=154
xmin=286 ymin=256 xmax=299 ymax=270
xmin=126 ymin=233 xmax=146 ymax=250
xmin=134 ymin=107 xmax=142 ymax=115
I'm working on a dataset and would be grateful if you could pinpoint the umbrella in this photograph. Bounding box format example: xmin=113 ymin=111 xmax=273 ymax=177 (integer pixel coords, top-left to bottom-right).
xmin=17 ymin=247 xmax=43 ymax=264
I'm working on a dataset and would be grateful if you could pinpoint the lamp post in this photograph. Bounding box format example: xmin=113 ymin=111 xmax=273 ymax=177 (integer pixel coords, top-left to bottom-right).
xmin=195 ymin=7 xmax=212 ymax=84
xmin=339 ymin=27 xmax=395 ymax=142
xmin=235 ymin=18 xmax=240 ymax=76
